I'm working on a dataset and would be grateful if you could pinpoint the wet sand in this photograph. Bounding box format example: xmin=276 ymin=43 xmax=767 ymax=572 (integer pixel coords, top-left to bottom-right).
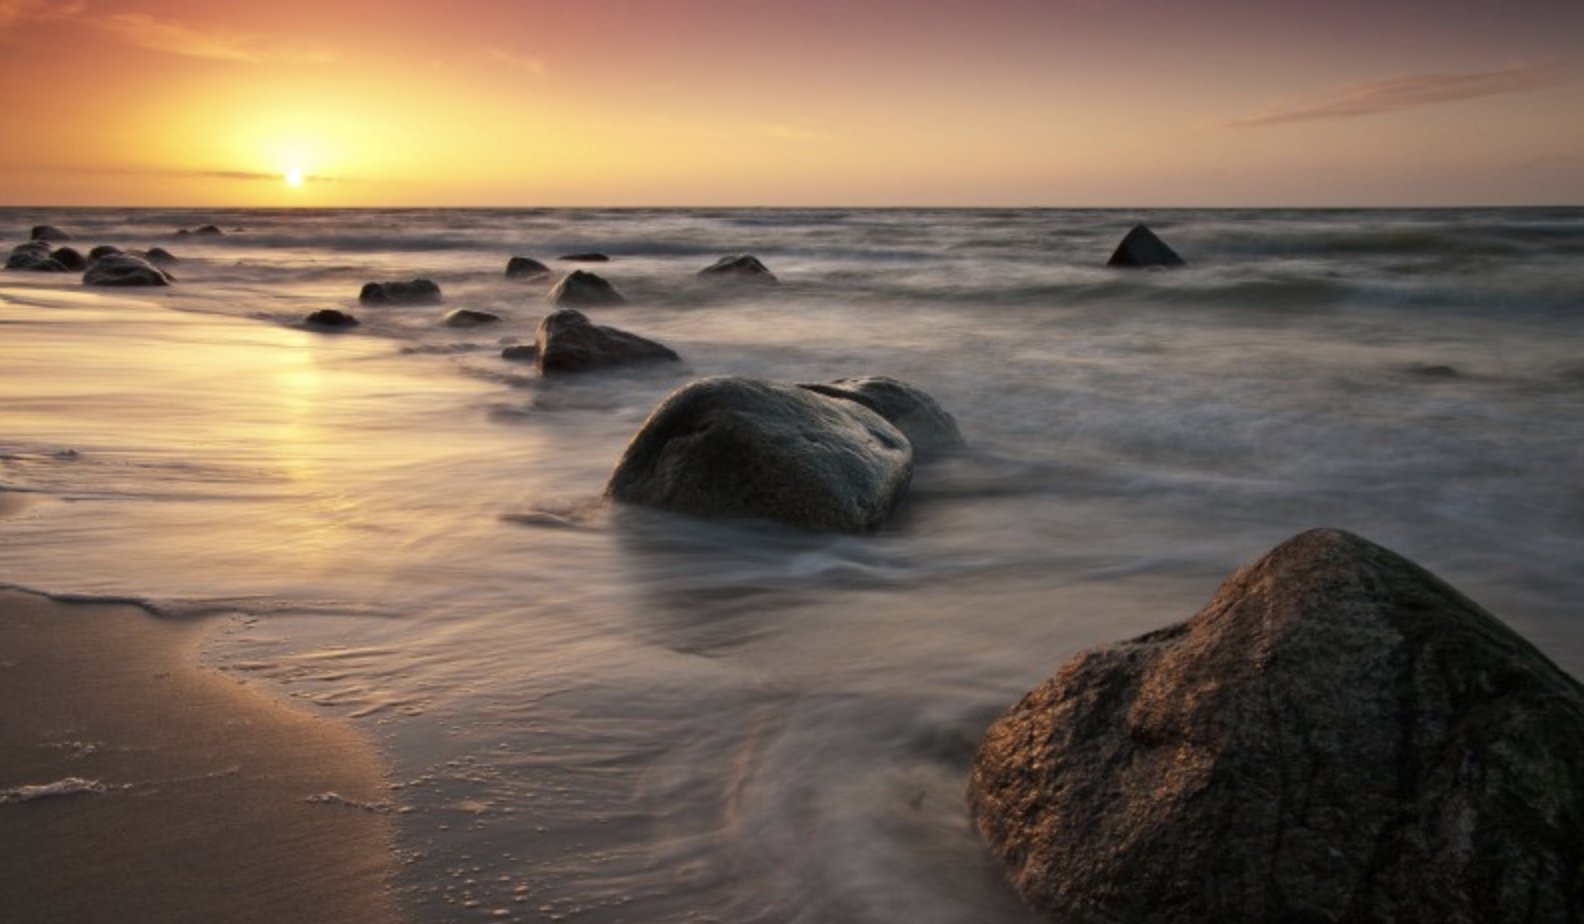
xmin=0 ymin=589 xmax=401 ymax=924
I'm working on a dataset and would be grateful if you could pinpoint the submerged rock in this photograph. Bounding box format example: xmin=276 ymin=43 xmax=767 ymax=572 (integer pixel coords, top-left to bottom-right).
xmin=50 ymin=247 xmax=88 ymax=271
xmin=1106 ymin=223 xmax=1185 ymax=268
xmin=698 ymin=254 xmax=778 ymax=284
xmin=607 ymin=376 xmax=913 ymax=533
xmin=548 ymin=270 xmax=626 ymax=308
xmin=500 ymin=344 xmax=538 ymax=362
xmin=88 ymin=245 xmax=123 ymax=261
xmin=969 ymin=528 xmax=1584 ymax=924
xmin=30 ymin=224 xmax=72 ymax=242
xmin=535 ymin=308 xmax=678 ymax=374
xmin=798 ymin=376 xmax=963 ymax=461
xmin=194 ymin=225 xmax=223 ymax=236
xmin=506 ymin=256 xmax=550 ymax=279
xmin=558 ymin=252 xmax=609 ymax=262
xmin=5 ymin=247 xmax=66 ymax=272
xmin=304 ymin=308 xmax=359 ymax=329
xmin=82 ymin=253 xmax=172 ymax=286
xmin=142 ymin=247 xmax=178 ymax=265
xmin=359 ymin=279 xmax=442 ymax=305
xmin=443 ymin=308 xmax=501 ymax=328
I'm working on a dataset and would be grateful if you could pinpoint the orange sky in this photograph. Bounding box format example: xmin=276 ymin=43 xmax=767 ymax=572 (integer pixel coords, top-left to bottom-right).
xmin=1 ymin=0 xmax=1581 ymax=206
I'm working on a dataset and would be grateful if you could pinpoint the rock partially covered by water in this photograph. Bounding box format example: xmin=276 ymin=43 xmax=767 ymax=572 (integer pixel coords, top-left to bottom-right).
xmin=1106 ymin=223 xmax=1185 ymax=268
xmin=535 ymin=308 xmax=678 ymax=374
xmin=6 ymin=242 xmax=66 ymax=272
xmin=88 ymin=245 xmax=123 ymax=261
xmin=548 ymin=270 xmax=626 ymax=308
xmin=698 ymin=254 xmax=778 ymax=284
xmin=304 ymin=308 xmax=360 ymax=329
xmin=558 ymin=252 xmax=609 ymax=262
xmin=82 ymin=253 xmax=173 ymax=286
xmin=359 ymin=279 xmax=442 ymax=305
xmin=607 ymin=376 xmax=913 ymax=533
xmin=969 ymin=528 xmax=1584 ymax=924
xmin=443 ymin=308 xmax=501 ymax=328
xmin=50 ymin=247 xmax=88 ymax=271
xmin=506 ymin=256 xmax=550 ymax=279
xmin=799 ymin=376 xmax=963 ymax=461
xmin=30 ymin=224 xmax=72 ymax=241
xmin=142 ymin=247 xmax=178 ymax=265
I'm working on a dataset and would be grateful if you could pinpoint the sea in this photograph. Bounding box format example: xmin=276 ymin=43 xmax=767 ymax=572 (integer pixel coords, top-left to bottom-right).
xmin=2 ymin=206 xmax=1582 ymax=923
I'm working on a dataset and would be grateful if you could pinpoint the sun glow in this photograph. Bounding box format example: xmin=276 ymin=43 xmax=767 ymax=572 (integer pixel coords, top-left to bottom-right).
xmin=285 ymin=167 xmax=304 ymax=188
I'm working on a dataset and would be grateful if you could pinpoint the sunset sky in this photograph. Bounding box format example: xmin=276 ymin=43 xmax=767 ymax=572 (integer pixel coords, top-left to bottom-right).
xmin=2 ymin=0 xmax=1581 ymax=207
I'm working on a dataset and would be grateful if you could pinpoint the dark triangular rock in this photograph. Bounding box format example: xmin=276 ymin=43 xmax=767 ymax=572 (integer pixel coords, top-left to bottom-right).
xmin=1106 ymin=223 xmax=1185 ymax=268
xmin=534 ymin=308 xmax=676 ymax=374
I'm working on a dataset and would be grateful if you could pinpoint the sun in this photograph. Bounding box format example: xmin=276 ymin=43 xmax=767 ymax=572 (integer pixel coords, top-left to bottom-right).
xmin=285 ymin=167 xmax=304 ymax=188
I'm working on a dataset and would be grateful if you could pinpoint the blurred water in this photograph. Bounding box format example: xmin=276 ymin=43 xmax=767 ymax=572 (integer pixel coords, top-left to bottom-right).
xmin=2 ymin=207 xmax=1582 ymax=922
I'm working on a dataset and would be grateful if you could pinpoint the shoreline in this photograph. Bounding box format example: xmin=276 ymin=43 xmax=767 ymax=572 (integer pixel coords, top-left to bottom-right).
xmin=0 ymin=589 xmax=402 ymax=924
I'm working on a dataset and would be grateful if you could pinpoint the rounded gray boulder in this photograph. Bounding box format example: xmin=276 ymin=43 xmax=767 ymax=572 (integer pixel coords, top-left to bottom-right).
xmin=548 ymin=270 xmax=626 ymax=308
xmin=359 ymin=279 xmax=441 ymax=305
xmin=698 ymin=254 xmax=778 ymax=284
xmin=83 ymin=253 xmax=173 ymax=286
xmin=969 ymin=528 xmax=1584 ymax=924
xmin=798 ymin=376 xmax=964 ymax=461
xmin=606 ymin=376 xmax=914 ymax=533
xmin=535 ymin=308 xmax=677 ymax=374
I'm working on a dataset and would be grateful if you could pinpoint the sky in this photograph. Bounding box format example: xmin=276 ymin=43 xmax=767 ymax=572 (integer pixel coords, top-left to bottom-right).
xmin=1 ymin=0 xmax=1581 ymax=206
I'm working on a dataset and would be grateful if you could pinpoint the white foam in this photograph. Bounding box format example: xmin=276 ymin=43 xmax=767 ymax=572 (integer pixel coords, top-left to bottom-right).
xmin=0 ymin=777 xmax=108 ymax=803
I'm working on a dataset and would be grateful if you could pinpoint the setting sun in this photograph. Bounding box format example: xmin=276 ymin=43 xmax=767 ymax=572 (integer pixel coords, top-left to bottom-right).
xmin=284 ymin=167 xmax=304 ymax=188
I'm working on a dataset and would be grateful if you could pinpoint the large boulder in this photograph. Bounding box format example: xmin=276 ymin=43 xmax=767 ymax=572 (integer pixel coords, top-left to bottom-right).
xmin=30 ymin=224 xmax=72 ymax=241
xmin=82 ymin=253 xmax=173 ymax=286
xmin=548 ymin=270 xmax=626 ymax=308
xmin=607 ymin=376 xmax=914 ymax=533
xmin=359 ymin=279 xmax=441 ymax=305
xmin=535 ymin=308 xmax=677 ymax=374
xmin=506 ymin=256 xmax=550 ymax=279
xmin=6 ymin=243 xmax=66 ymax=272
xmin=50 ymin=247 xmax=88 ymax=271
xmin=969 ymin=528 xmax=1584 ymax=924
xmin=798 ymin=376 xmax=963 ymax=461
xmin=1106 ymin=224 xmax=1185 ymax=268
xmin=698 ymin=254 xmax=778 ymax=284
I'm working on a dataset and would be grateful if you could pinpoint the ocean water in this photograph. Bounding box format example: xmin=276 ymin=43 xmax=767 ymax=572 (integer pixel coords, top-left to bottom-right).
xmin=3 ymin=206 xmax=1583 ymax=922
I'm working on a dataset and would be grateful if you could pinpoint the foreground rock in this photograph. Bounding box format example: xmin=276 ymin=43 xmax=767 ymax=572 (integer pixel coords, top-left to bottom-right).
xmin=607 ymin=376 xmax=913 ymax=533
xmin=82 ymin=254 xmax=173 ymax=286
xmin=798 ymin=376 xmax=963 ymax=461
xmin=969 ymin=528 xmax=1584 ymax=924
xmin=443 ymin=308 xmax=501 ymax=328
xmin=505 ymin=256 xmax=550 ymax=279
xmin=698 ymin=254 xmax=778 ymax=284
xmin=548 ymin=270 xmax=625 ymax=308
xmin=304 ymin=309 xmax=359 ymax=329
xmin=535 ymin=308 xmax=677 ymax=374
xmin=359 ymin=279 xmax=442 ymax=305
xmin=30 ymin=225 xmax=72 ymax=242
xmin=1106 ymin=223 xmax=1185 ymax=268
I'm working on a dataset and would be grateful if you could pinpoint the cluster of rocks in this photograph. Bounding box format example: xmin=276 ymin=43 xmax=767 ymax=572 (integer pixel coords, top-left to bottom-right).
xmin=6 ymin=226 xmax=176 ymax=285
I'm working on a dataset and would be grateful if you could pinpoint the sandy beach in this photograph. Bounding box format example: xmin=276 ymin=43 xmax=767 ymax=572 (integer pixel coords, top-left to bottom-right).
xmin=0 ymin=589 xmax=401 ymax=924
